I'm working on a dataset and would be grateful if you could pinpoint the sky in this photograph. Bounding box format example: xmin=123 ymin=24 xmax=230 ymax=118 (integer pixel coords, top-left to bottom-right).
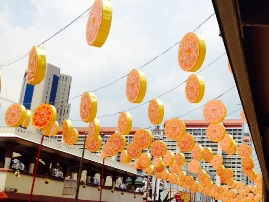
xmin=0 ymin=0 xmax=243 ymax=129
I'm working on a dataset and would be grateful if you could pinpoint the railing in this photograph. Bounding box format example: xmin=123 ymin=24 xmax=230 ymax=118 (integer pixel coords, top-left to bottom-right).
xmin=13 ymin=127 xmax=137 ymax=174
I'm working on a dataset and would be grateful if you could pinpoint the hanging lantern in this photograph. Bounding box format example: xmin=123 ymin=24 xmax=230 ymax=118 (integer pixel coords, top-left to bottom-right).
xmin=219 ymin=134 xmax=233 ymax=151
xmin=228 ymin=61 xmax=232 ymax=73
xmin=21 ymin=110 xmax=31 ymax=128
xmin=164 ymin=118 xmax=186 ymax=140
xmin=178 ymin=32 xmax=206 ymax=72
xmin=238 ymin=143 xmax=252 ymax=159
xmin=241 ymin=109 xmax=247 ymax=123
xmin=148 ymin=99 xmax=164 ymax=125
xmin=203 ymin=99 xmax=227 ymax=123
xmin=137 ymin=152 xmax=151 ymax=169
xmin=133 ymin=129 xmax=153 ymax=149
xmin=32 ymin=103 xmax=57 ymax=130
xmin=62 ymin=119 xmax=73 ymax=140
xmin=118 ymin=111 xmax=132 ymax=135
xmin=126 ymin=69 xmax=147 ymax=104
xmin=109 ymin=133 xmax=126 ymax=152
xmin=210 ymin=155 xmax=223 ymax=169
xmin=64 ymin=128 xmax=79 ymax=145
xmin=88 ymin=118 xmax=100 ymax=139
xmin=5 ymin=103 xmax=27 ymax=127
xmin=44 ymin=178 xmax=49 ymax=184
xmin=185 ymin=74 xmax=205 ymax=103
xmin=86 ymin=135 xmax=102 ymax=152
xmin=120 ymin=150 xmax=131 ymax=164
xmin=80 ymin=92 xmax=98 ymax=123
xmin=163 ymin=150 xmax=175 ymax=167
xmin=126 ymin=143 xmax=142 ymax=159
xmin=203 ymin=147 xmax=213 ymax=162
xmin=169 ymin=162 xmax=181 ymax=174
xmin=177 ymin=133 xmax=195 ymax=152
xmin=174 ymin=152 xmax=186 ymax=166
xmin=188 ymin=159 xmax=200 ymax=173
xmin=192 ymin=144 xmax=204 ymax=161
xmin=43 ymin=121 xmax=59 ymax=137
xmin=143 ymin=165 xmax=154 ymax=176
xmin=206 ymin=123 xmax=226 ymax=142
xmin=27 ymin=46 xmax=46 ymax=85
xmin=86 ymin=0 xmax=112 ymax=47
xmin=151 ymin=140 xmax=167 ymax=158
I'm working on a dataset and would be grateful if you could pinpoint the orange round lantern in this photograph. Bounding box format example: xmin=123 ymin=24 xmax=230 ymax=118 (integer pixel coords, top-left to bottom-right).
xmin=203 ymin=147 xmax=213 ymax=162
xmin=109 ymin=133 xmax=126 ymax=152
xmin=163 ymin=150 xmax=175 ymax=166
xmin=241 ymin=109 xmax=247 ymax=123
xmin=203 ymin=99 xmax=227 ymax=123
xmin=80 ymin=92 xmax=98 ymax=123
xmin=228 ymin=61 xmax=232 ymax=73
xmin=225 ymin=168 xmax=234 ymax=179
xmin=64 ymin=128 xmax=79 ymax=145
xmin=27 ymin=46 xmax=46 ymax=85
xmin=174 ymin=152 xmax=186 ymax=166
xmin=238 ymin=143 xmax=252 ymax=159
xmin=219 ymin=134 xmax=233 ymax=151
xmin=126 ymin=69 xmax=147 ymax=103
xmin=164 ymin=118 xmax=186 ymax=140
xmin=178 ymin=32 xmax=206 ymax=72
xmin=45 ymin=121 xmax=59 ymax=137
xmin=118 ymin=111 xmax=132 ymax=135
xmin=148 ymin=99 xmax=164 ymax=125
xmin=62 ymin=119 xmax=73 ymax=140
xmin=226 ymin=142 xmax=237 ymax=155
xmin=188 ymin=159 xmax=200 ymax=173
xmin=133 ymin=129 xmax=153 ymax=149
xmin=21 ymin=110 xmax=31 ymax=128
xmin=32 ymin=103 xmax=57 ymax=130
xmin=143 ymin=165 xmax=154 ymax=176
xmin=198 ymin=169 xmax=207 ymax=181
xmin=127 ymin=142 xmax=142 ymax=159
xmin=206 ymin=123 xmax=226 ymax=142
xmin=169 ymin=162 xmax=182 ymax=174
xmin=86 ymin=136 xmax=102 ymax=152
xmin=168 ymin=173 xmax=178 ymax=184
xmin=151 ymin=140 xmax=167 ymax=158
xmin=88 ymin=118 xmax=100 ymax=139
xmin=153 ymin=157 xmax=163 ymax=168
xmin=5 ymin=103 xmax=27 ymax=127
xmin=86 ymin=0 xmax=112 ymax=47
xmin=185 ymin=74 xmax=205 ymax=103
xmin=177 ymin=133 xmax=195 ymax=152
xmin=192 ymin=144 xmax=204 ymax=161
xmin=178 ymin=171 xmax=187 ymax=183
xmin=102 ymin=142 xmax=117 ymax=157
xmin=138 ymin=152 xmax=151 ymax=169
xmin=210 ymin=155 xmax=223 ymax=169
xmin=120 ymin=150 xmax=131 ymax=164
xmin=216 ymin=165 xmax=226 ymax=177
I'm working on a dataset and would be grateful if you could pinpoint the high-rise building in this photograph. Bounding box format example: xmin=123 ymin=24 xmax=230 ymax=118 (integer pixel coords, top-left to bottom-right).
xmin=19 ymin=63 xmax=72 ymax=132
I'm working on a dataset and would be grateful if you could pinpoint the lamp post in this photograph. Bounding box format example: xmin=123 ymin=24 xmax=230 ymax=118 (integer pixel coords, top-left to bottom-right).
xmin=75 ymin=132 xmax=87 ymax=202
xmin=152 ymin=125 xmax=164 ymax=202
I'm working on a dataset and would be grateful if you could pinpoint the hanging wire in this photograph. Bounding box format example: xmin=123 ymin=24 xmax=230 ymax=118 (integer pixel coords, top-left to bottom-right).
xmin=0 ymin=6 xmax=92 ymax=68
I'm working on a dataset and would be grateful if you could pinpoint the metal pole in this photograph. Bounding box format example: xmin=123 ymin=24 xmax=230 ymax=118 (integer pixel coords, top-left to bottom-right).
xmin=153 ymin=176 xmax=157 ymax=202
xmin=75 ymin=132 xmax=87 ymax=201
xmin=146 ymin=177 xmax=149 ymax=202
xmin=99 ymin=158 xmax=105 ymax=202
xmin=29 ymin=134 xmax=45 ymax=202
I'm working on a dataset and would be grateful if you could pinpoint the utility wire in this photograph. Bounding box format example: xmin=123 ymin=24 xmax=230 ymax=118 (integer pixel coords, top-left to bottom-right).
xmin=0 ymin=7 xmax=92 ymax=68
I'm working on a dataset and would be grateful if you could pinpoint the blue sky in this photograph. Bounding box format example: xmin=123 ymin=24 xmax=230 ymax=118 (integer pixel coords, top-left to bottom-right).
xmin=0 ymin=0 xmax=242 ymax=129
